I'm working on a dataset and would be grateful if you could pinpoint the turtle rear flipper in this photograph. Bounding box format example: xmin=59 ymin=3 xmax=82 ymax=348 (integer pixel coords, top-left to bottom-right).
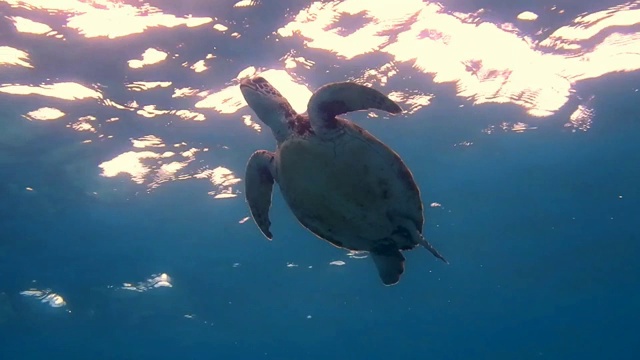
xmin=371 ymin=246 xmax=405 ymax=286
xmin=245 ymin=150 xmax=276 ymax=239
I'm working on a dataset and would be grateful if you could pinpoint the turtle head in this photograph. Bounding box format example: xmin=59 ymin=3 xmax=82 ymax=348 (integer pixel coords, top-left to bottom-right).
xmin=240 ymin=76 xmax=296 ymax=142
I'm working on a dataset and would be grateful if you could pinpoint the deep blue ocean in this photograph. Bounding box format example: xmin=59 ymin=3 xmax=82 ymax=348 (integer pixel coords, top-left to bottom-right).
xmin=1 ymin=0 xmax=639 ymax=359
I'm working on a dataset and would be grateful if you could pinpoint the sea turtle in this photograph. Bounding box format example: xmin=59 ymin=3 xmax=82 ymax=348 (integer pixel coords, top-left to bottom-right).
xmin=240 ymin=76 xmax=447 ymax=285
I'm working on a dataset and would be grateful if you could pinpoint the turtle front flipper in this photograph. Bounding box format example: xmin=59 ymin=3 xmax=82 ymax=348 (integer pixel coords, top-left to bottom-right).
xmin=307 ymin=82 xmax=402 ymax=136
xmin=371 ymin=244 xmax=406 ymax=286
xmin=245 ymin=150 xmax=277 ymax=239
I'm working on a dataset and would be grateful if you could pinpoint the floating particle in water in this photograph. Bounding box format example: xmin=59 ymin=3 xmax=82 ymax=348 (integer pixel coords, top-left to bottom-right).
xmin=20 ymin=289 xmax=67 ymax=308
xmin=565 ymin=95 xmax=595 ymax=132
xmin=502 ymin=122 xmax=537 ymax=132
xmin=121 ymin=273 xmax=172 ymax=292
xmin=347 ymin=250 xmax=368 ymax=259
xmin=152 ymin=273 xmax=172 ymax=288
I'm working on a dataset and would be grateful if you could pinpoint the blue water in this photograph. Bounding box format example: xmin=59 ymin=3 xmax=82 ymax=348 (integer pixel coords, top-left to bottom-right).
xmin=1 ymin=0 xmax=639 ymax=359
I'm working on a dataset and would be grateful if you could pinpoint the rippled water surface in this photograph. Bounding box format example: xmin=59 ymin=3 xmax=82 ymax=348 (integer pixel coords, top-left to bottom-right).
xmin=1 ymin=0 xmax=639 ymax=358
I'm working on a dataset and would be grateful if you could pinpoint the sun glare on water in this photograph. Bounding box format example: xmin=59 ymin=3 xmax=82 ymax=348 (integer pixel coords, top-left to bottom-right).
xmin=0 ymin=0 xmax=638 ymax=199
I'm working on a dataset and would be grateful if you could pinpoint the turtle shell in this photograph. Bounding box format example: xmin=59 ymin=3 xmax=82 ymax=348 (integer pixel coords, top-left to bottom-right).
xmin=274 ymin=116 xmax=424 ymax=252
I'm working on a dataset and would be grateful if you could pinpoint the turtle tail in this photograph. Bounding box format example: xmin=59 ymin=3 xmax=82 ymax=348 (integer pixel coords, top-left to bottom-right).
xmin=417 ymin=233 xmax=449 ymax=264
